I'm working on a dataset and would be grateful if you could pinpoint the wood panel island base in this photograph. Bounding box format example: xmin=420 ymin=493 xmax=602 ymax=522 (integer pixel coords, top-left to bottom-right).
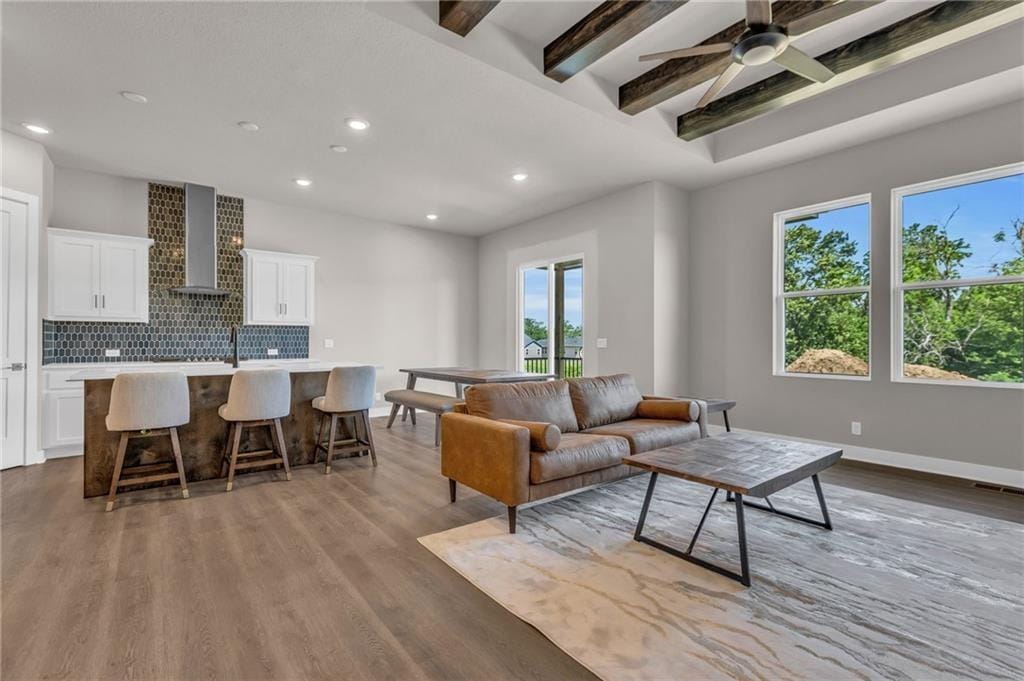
xmin=81 ymin=367 xmax=365 ymax=498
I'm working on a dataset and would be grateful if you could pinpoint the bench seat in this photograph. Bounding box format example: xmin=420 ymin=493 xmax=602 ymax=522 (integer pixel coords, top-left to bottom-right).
xmin=384 ymin=389 xmax=463 ymax=446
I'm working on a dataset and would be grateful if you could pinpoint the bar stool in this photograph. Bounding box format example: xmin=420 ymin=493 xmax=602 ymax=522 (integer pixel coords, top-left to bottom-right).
xmin=105 ymin=372 xmax=191 ymax=512
xmin=312 ymin=365 xmax=378 ymax=473
xmin=218 ymin=369 xmax=293 ymax=491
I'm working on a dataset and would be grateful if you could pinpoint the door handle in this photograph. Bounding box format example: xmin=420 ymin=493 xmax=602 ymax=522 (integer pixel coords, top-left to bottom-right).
xmin=93 ymin=294 xmax=99 ymax=308
xmin=101 ymin=294 xmax=106 ymax=309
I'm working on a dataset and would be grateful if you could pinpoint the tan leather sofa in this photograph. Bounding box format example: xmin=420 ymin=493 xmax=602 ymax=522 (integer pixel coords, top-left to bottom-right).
xmin=441 ymin=374 xmax=707 ymax=532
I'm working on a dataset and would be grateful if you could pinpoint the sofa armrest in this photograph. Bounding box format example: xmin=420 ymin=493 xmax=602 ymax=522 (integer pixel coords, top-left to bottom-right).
xmin=640 ymin=396 xmax=708 ymax=438
xmin=440 ymin=413 xmax=531 ymax=506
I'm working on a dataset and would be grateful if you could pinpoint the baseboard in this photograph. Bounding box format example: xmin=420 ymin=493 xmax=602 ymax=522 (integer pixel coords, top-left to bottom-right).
xmin=44 ymin=445 xmax=83 ymax=461
xmin=707 ymin=425 xmax=1024 ymax=488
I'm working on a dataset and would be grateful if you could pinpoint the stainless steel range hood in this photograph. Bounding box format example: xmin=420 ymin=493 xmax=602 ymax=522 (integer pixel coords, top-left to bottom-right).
xmin=171 ymin=183 xmax=230 ymax=296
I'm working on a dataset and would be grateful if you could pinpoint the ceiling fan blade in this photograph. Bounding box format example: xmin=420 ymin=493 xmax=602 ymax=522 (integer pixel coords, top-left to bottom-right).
xmin=638 ymin=43 xmax=733 ymax=62
xmin=745 ymin=0 xmax=772 ymax=26
xmin=787 ymin=0 xmax=883 ymax=37
xmin=697 ymin=62 xmax=744 ymax=108
xmin=773 ymin=46 xmax=835 ymax=83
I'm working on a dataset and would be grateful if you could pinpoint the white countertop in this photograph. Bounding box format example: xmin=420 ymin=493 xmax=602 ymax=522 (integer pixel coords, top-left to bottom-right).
xmin=62 ymin=359 xmax=382 ymax=381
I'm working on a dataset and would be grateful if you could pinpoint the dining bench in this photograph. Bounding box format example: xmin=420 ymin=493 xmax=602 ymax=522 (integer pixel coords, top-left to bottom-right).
xmin=384 ymin=389 xmax=462 ymax=446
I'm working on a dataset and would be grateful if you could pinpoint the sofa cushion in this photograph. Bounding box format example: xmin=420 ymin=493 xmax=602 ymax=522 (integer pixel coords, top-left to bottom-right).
xmin=497 ymin=419 xmax=561 ymax=452
xmin=582 ymin=419 xmax=701 ymax=454
xmin=635 ymin=398 xmax=699 ymax=422
xmin=567 ymin=374 xmax=643 ymax=430
xmin=464 ymin=380 xmax=579 ymax=433
xmin=529 ymin=433 xmax=630 ymax=484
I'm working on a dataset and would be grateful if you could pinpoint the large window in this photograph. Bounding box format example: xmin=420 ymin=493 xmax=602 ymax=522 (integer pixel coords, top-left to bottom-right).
xmin=892 ymin=164 xmax=1023 ymax=387
xmin=773 ymin=195 xmax=871 ymax=379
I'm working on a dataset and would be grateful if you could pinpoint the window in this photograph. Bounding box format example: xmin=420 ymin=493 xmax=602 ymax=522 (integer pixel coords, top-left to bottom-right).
xmin=892 ymin=164 xmax=1023 ymax=387
xmin=773 ymin=195 xmax=871 ymax=379
xmin=517 ymin=257 xmax=584 ymax=378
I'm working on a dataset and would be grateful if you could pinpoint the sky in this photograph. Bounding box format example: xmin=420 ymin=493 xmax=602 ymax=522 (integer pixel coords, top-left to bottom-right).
xmin=523 ymin=265 xmax=583 ymax=336
xmin=784 ymin=172 xmax=1023 ymax=280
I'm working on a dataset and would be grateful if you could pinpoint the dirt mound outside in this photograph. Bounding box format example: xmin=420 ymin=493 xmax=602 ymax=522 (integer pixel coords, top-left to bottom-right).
xmin=902 ymin=363 xmax=975 ymax=381
xmin=787 ymin=349 xmax=868 ymax=376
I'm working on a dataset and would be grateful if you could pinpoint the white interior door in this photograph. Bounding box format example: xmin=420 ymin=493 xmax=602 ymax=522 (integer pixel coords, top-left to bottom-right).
xmin=1 ymin=198 xmax=28 ymax=469
xmin=99 ymin=242 xmax=140 ymax=318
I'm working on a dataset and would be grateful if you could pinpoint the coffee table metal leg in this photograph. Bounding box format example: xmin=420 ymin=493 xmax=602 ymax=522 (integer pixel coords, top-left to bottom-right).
xmin=634 ymin=473 xmax=659 ymax=539
xmin=685 ymin=487 xmax=719 ymax=554
xmin=731 ymin=475 xmax=833 ymax=530
xmin=812 ymin=473 xmax=832 ymax=530
xmin=734 ymin=493 xmax=750 ymax=586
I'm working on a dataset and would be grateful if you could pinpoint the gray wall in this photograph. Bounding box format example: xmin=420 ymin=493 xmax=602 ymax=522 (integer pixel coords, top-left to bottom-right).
xmin=49 ymin=167 xmax=479 ymax=399
xmin=687 ymin=101 xmax=1024 ymax=472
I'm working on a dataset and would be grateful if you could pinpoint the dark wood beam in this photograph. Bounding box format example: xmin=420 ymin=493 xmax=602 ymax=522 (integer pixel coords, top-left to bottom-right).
xmin=544 ymin=1 xmax=688 ymax=83
xmin=619 ymin=1 xmax=847 ymax=115
xmin=439 ymin=1 xmax=500 ymax=37
xmin=677 ymin=0 xmax=1023 ymax=140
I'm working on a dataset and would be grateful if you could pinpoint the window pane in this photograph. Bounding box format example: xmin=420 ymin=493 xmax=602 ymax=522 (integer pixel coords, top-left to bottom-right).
xmin=902 ymin=172 xmax=1024 ymax=282
xmin=902 ymin=283 xmax=1023 ymax=383
xmin=784 ymin=202 xmax=870 ymax=292
xmin=522 ymin=266 xmax=549 ymax=375
xmin=785 ymin=293 xmax=869 ymax=375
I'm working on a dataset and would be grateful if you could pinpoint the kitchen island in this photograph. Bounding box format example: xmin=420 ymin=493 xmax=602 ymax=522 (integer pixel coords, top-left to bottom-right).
xmin=72 ymin=360 xmax=378 ymax=498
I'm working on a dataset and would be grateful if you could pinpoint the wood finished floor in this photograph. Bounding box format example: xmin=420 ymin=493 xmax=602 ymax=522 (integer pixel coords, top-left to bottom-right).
xmin=3 ymin=417 xmax=1021 ymax=681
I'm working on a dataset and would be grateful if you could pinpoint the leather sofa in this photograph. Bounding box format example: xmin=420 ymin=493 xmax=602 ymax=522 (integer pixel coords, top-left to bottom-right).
xmin=440 ymin=374 xmax=707 ymax=532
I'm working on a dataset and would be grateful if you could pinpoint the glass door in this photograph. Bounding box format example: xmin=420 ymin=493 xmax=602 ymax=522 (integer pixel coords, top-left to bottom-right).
xmin=518 ymin=257 xmax=583 ymax=378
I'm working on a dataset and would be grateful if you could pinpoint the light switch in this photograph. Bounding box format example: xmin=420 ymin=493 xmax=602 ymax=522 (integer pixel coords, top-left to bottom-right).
xmin=596 ymin=338 xmax=608 ymax=349
xmin=324 ymin=338 xmax=334 ymax=348
xmin=851 ymin=421 xmax=862 ymax=436
xmin=267 ymin=348 xmax=279 ymax=356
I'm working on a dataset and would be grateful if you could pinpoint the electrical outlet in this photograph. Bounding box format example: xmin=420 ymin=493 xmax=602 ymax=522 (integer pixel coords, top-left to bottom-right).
xmin=323 ymin=338 xmax=334 ymax=349
xmin=596 ymin=338 xmax=608 ymax=349
xmin=267 ymin=348 xmax=279 ymax=356
xmin=105 ymin=349 xmax=120 ymax=358
xmin=374 ymin=392 xmax=382 ymax=401
xmin=851 ymin=421 xmax=862 ymax=436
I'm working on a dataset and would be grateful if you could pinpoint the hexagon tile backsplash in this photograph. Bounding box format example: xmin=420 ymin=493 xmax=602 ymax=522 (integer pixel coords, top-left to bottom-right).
xmin=42 ymin=183 xmax=309 ymax=364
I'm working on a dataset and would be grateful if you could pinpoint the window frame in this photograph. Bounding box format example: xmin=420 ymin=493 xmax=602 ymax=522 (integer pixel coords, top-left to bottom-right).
xmin=772 ymin=193 xmax=873 ymax=381
xmin=890 ymin=162 xmax=1024 ymax=389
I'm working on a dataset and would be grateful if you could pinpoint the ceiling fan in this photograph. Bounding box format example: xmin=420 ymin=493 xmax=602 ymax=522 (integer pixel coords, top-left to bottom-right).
xmin=639 ymin=0 xmax=850 ymax=108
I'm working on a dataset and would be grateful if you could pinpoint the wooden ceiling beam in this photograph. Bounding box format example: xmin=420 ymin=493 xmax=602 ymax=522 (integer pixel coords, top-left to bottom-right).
xmin=676 ymin=0 xmax=1024 ymax=141
xmin=439 ymin=1 xmax=500 ymax=37
xmin=544 ymin=1 xmax=688 ymax=83
xmin=619 ymin=1 xmax=847 ymax=115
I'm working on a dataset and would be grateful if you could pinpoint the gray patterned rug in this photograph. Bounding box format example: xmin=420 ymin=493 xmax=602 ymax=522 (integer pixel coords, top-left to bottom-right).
xmin=419 ymin=475 xmax=1023 ymax=680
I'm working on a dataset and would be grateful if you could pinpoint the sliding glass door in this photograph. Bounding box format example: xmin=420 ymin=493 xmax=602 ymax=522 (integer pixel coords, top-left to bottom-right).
xmin=518 ymin=258 xmax=583 ymax=378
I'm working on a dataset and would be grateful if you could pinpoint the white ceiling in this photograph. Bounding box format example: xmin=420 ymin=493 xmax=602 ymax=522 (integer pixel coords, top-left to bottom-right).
xmin=3 ymin=1 xmax=1021 ymax=236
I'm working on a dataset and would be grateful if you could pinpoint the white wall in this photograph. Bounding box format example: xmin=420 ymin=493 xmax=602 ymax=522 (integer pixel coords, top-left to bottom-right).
xmin=478 ymin=181 xmax=690 ymax=395
xmin=687 ymin=101 xmax=1024 ymax=475
xmin=49 ymin=167 xmax=479 ymax=401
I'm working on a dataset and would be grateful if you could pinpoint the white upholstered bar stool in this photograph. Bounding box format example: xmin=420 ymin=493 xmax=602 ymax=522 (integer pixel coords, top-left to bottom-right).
xmin=218 ymin=369 xmax=293 ymax=491
xmin=312 ymin=365 xmax=378 ymax=473
xmin=104 ymin=372 xmax=191 ymax=512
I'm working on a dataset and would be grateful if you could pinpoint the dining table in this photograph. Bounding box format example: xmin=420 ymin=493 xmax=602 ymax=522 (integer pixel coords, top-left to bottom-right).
xmin=399 ymin=367 xmax=556 ymax=399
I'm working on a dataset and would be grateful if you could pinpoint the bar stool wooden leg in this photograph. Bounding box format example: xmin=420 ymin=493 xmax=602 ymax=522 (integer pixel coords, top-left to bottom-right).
xmin=313 ymin=412 xmax=326 ymax=464
xmin=274 ymin=418 xmax=292 ymax=481
xmin=226 ymin=422 xmax=243 ymax=491
xmin=409 ymin=408 xmax=417 ymax=426
xmin=434 ymin=413 xmax=442 ymax=447
xmin=220 ymin=422 xmax=233 ymax=477
xmin=324 ymin=414 xmax=338 ymax=474
xmin=386 ymin=403 xmax=400 ymax=428
xmin=169 ymin=427 xmax=190 ymax=499
xmin=361 ymin=409 xmax=378 ymax=467
xmin=105 ymin=432 xmax=130 ymax=512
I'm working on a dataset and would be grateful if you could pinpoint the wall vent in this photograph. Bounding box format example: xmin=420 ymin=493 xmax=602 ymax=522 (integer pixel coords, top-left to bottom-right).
xmin=973 ymin=483 xmax=1024 ymax=496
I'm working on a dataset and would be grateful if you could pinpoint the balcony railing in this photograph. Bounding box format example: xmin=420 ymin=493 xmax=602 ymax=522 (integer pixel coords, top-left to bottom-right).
xmin=523 ymin=356 xmax=583 ymax=378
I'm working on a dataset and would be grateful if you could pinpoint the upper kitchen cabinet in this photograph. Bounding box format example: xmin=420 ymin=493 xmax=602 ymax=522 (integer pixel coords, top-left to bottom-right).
xmin=241 ymin=249 xmax=317 ymax=325
xmin=47 ymin=228 xmax=154 ymax=322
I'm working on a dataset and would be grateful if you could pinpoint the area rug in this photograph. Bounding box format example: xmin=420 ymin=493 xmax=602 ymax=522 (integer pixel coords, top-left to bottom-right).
xmin=419 ymin=475 xmax=1023 ymax=680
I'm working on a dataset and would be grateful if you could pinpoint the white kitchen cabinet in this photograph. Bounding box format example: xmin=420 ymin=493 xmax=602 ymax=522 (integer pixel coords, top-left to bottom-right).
xmin=241 ymin=249 xmax=317 ymax=325
xmin=47 ymin=228 xmax=153 ymax=323
xmin=42 ymin=367 xmax=84 ymax=452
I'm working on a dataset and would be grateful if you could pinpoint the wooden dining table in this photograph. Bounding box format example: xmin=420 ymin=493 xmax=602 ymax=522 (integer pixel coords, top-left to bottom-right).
xmin=399 ymin=367 xmax=556 ymax=398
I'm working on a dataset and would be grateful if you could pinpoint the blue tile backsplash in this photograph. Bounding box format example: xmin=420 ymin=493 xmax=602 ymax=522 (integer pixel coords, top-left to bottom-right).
xmin=42 ymin=183 xmax=309 ymax=364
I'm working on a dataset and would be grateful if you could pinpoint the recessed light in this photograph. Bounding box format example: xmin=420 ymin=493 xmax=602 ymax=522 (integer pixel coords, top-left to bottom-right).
xmin=237 ymin=121 xmax=259 ymax=132
xmin=120 ymin=91 xmax=148 ymax=104
xmin=293 ymin=178 xmax=312 ymax=187
xmin=346 ymin=118 xmax=370 ymax=131
xmin=330 ymin=145 xmax=348 ymax=153
xmin=21 ymin=123 xmax=50 ymax=135
xmin=512 ymin=172 xmax=529 ymax=182
xmin=426 ymin=214 xmax=438 ymax=221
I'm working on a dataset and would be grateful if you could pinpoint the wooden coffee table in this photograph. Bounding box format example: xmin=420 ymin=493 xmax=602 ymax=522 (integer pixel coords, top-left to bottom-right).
xmin=623 ymin=432 xmax=842 ymax=586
